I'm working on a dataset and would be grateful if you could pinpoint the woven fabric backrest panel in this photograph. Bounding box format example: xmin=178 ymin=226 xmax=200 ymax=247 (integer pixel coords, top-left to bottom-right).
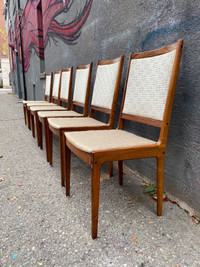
xmin=73 ymin=68 xmax=89 ymax=104
xmin=45 ymin=75 xmax=51 ymax=96
xmin=52 ymin=73 xmax=61 ymax=97
xmin=60 ymin=71 xmax=70 ymax=100
xmin=91 ymin=61 xmax=120 ymax=110
xmin=123 ymin=50 xmax=176 ymax=121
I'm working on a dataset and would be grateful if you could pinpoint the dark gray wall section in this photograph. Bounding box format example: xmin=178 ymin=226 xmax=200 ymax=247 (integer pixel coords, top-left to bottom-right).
xmin=25 ymin=52 xmax=44 ymax=100
xmin=14 ymin=0 xmax=200 ymax=215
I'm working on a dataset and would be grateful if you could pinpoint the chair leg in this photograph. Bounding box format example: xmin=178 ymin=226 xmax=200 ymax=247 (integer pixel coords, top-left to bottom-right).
xmin=118 ymin=160 xmax=123 ymax=185
xmin=44 ymin=119 xmax=49 ymax=162
xmin=109 ymin=162 xmax=113 ymax=177
xmin=27 ymin=109 xmax=31 ymax=130
xmin=91 ymin=162 xmax=101 ymax=239
xmin=23 ymin=105 xmax=27 ymax=125
xmin=60 ymin=132 xmax=65 ymax=187
xmin=35 ymin=114 xmax=42 ymax=149
xmin=39 ymin=120 xmax=43 ymax=149
xmin=48 ymin=128 xmax=53 ymax=166
xmin=157 ymin=156 xmax=165 ymax=216
xmin=31 ymin=113 xmax=35 ymax=138
xmin=65 ymin=144 xmax=71 ymax=194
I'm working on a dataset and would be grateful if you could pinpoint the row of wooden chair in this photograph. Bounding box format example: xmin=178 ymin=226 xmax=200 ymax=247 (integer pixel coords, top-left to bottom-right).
xmin=23 ymin=40 xmax=183 ymax=239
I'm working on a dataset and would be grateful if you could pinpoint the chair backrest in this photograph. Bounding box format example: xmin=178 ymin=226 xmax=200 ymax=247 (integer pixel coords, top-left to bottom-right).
xmin=89 ymin=55 xmax=124 ymax=127
xmin=72 ymin=63 xmax=92 ymax=116
xmin=44 ymin=73 xmax=53 ymax=102
xmin=59 ymin=67 xmax=73 ymax=110
xmin=119 ymin=40 xmax=183 ymax=146
xmin=51 ymin=71 xmax=61 ymax=104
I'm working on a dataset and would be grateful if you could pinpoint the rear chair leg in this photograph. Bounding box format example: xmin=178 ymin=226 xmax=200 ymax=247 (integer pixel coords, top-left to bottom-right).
xmin=109 ymin=162 xmax=113 ymax=177
xmin=157 ymin=156 xmax=165 ymax=216
xmin=118 ymin=160 xmax=123 ymax=185
xmin=91 ymin=161 xmax=101 ymax=239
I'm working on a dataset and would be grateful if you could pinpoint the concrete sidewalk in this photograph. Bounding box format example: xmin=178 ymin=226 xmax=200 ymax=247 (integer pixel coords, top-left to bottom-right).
xmin=0 ymin=93 xmax=200 ymax=267
xmin=0 ymin=88 xmax=12 ymax=95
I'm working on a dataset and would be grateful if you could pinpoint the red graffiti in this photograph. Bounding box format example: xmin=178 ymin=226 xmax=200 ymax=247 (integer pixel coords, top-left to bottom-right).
xmin=20 ymin=0 xmax=93 ymax=72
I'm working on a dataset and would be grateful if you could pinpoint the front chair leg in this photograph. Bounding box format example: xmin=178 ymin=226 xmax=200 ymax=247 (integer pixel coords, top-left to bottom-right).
xmin=31 ymin=113 xmax=35 ymax=138
xmin=118 ymin=160 xmax=123 ymax=185
xmin=27 ymin=109 xmax=31 ymax=130
xmin=44 ymin=119 xmax=49 ymax=162
xmin=35 ymin=113 xmax=42 ymax=149
xmin=48 ymin=127 xmax=53 ymax=166
xmin=23 ymin=105 xmax=27 ymax=125
xmin=91 ymin=161 xmax=101 ymax=239
xmin=60 ymin=131 xmax=65 ymax=187
xmin=65 ymin=143 xmax=71 ymax=194
xmin=109 ymin=162 xmax=113 ymax=177
xmin=157 ymin=156 xmax=165 ymax=216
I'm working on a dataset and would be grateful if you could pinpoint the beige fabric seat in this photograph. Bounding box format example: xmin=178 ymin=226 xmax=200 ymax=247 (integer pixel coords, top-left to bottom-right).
xmin=38 ymin=110 xmax=82 ymax=119
xmin=27 ymin=102 xmax=56 ymax=107
xmin=65 ymin=129 xmax=156 ymax=153
xmin=23 ymin=100 xmax=46 ymax=104
xmin=30 ymin=105 xmax=67 ymax=112
xmin=48 ymin=117 xmax=107 ymax=130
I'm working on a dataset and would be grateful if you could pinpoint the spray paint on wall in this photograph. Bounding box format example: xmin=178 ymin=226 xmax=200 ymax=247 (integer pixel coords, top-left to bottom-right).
xmin=20 ymin=0 xmax=93 ymax=72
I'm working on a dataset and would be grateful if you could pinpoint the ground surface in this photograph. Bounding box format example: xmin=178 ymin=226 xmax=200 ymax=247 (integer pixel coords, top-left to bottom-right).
xmin=0 ymin=93 xmax=200 ymax=267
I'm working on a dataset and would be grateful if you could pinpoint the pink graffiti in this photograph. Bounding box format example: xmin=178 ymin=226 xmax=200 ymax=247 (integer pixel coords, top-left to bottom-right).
xmin=20 ymin=0 xmax=93 ymax=72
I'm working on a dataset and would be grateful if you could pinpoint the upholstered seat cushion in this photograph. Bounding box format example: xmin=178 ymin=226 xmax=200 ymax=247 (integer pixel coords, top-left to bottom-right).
xmin=30 ymin=106 xmax=67 ymax=112
xmin=38 ymin=110 xmax=83 ymax=119
xmin=26 ymin=102 xmax=55 ymax=107
xmin=23 ymin=100 xmax=47 ymax=104
xmin=48 ymin=117 xmax=107 ymax=130
xmin=65 ymin=129 xmax=156 ymax=153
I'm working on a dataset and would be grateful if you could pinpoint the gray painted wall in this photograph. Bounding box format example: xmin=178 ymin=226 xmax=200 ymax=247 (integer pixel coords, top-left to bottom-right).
xmin=7 ymin=0 xmax=200 ymax=216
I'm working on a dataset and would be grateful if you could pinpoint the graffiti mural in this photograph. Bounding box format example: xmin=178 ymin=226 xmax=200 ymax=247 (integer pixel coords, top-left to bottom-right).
xmin=21 ymin=0 xmax=93 ymax=72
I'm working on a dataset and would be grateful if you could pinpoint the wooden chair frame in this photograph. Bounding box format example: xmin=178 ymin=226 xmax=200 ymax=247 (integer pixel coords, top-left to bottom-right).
xmin=24 ymin=73 xmax=53 ymax=130
xmin=30 ymin=68 xmax=72 ymax=148
xmin=38 ymin=63 xmax=92 ymax=162
xmin=64 ymin=40 xmax=183 ymax=239
xmin=47 ymin=55 xmax=124 ymax=187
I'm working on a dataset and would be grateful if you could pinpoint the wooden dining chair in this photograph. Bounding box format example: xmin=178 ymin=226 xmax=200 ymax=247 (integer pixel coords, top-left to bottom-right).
xmin=64 ymin=40 xmax=183 ymax=239
xmin=23 ymin=73 xmax=53 ymax=130
xmin=47 ymin=55 xmax=124 ymax=187
xmin=37 ymin=63 xmax=92 ymax=162
xmin=30 ymin=68 xmax=73 ymax=148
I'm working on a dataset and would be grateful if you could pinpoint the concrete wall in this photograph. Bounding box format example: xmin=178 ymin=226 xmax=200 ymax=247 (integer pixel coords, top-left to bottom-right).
xmin=6 ymin=0 xmax=200 ymax=216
